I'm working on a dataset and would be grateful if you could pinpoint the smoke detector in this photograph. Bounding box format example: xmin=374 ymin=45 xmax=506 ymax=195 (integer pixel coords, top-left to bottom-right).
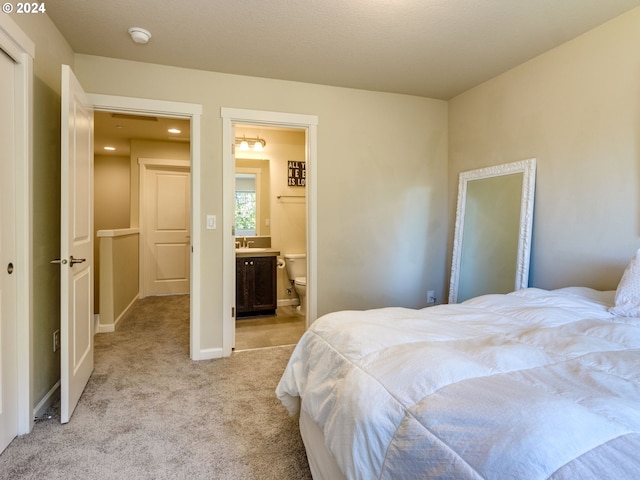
xmin=128 ymin=27 xmax=151 ymax=44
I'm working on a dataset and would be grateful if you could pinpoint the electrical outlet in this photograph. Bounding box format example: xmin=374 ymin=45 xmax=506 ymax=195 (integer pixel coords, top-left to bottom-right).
xmin=427 ymin=290 xmax=436 ymax=304
xmin=53 ymin=330 xmax=60 ymax=353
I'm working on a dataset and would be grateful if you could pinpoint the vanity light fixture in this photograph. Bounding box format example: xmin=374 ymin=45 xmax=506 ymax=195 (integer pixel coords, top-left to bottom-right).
xmin=168 ymin=128 xmax=181 ymax=134
xmin=235 ymin=136 xmax=266 ymax=152
xmin=104 ymin=146 xmax=116 ymax=151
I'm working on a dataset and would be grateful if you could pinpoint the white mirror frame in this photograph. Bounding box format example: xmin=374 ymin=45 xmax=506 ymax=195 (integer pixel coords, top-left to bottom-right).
xmin=449 ymin=158 xmax=536 ymax=303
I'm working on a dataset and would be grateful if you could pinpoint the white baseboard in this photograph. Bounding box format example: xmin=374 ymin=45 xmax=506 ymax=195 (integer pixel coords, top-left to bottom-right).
xmin=33 ymin=380 xmax=60 ymax=418
xmin=96 ymin=314 xmax=114 ymax=333
xmin=193 ymin=347 xmax=224 ymax=361
xmin=113 ymin=294 xmax=139 ymax=328
xmin=96 ymin=294 xmax=140 ymax=333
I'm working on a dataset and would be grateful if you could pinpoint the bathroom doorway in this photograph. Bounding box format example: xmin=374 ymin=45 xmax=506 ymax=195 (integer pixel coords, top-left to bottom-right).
xmin=221 ymin=108 xmax=318 ymax=356
xmin=233 ymin=124 xmax=307 ymax=350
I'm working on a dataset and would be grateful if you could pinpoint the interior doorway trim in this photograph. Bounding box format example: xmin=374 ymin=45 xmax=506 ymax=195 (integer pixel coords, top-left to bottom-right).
xmin=89 ymin=94 xmax=204 ymax=360
xmin=221 ymin=107 xmax=319 ymax=357
xmin=1 ymin=14 xmax=34 ymax=436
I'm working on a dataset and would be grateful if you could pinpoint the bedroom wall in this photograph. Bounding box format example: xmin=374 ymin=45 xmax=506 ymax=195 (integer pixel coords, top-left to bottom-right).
xmin=448 ymin=7 xmax=640 ymax=292
xmin=8 ymin=13 xmax=75 ymax=411
xmin=74 ymin=54 xmax=449 ymax=351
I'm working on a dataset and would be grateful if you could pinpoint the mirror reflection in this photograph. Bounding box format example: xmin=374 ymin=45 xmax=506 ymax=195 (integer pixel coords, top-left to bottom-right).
xmin=449 ymin=158 xmax=536 ymax=303
xmin=235 ymin=159 xmax=270 ymax=236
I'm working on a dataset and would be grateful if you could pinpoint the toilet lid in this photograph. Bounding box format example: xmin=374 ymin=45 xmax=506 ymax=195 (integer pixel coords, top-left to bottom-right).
xmin=294 ymin=276 xmax=306 ymax=286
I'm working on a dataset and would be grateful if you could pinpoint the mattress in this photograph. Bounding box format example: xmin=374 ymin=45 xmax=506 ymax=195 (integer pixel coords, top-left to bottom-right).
xmin=276 ymin=287 xmax=640 ymax=479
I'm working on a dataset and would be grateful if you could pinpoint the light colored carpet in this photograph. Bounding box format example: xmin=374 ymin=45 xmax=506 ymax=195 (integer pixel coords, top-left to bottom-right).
xmin=0 ymin=296 xmax=312 ymax=479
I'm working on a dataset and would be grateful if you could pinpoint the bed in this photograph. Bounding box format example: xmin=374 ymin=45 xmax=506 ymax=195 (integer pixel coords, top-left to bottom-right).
xmin=276 ymin=282 xmax=640 ymax=479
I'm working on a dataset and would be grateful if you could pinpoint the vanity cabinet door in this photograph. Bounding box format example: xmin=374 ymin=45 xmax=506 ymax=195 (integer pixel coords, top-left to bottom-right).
xmin=251 ymin=256 xmax=277 ymax=312
xmin=236 ymin=258 xmax=252 ymax=314
xmin=236 ymin=256 xmax=277 ymax=317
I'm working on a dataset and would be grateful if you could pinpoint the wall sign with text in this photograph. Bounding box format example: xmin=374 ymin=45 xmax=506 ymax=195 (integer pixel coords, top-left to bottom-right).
xmin=288 ymin=161 xmax=306 ymax=186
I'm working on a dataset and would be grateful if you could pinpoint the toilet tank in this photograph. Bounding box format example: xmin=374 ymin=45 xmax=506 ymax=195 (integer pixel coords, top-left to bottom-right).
xmin=284 ymin=254 xmax=306 ymax=281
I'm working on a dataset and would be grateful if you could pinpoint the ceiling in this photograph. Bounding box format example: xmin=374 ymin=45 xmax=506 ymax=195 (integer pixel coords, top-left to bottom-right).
xmin=47 ymin=0 xmax=640 ymax=100
xmin=94 ymin=111 xmax=190 ymax=156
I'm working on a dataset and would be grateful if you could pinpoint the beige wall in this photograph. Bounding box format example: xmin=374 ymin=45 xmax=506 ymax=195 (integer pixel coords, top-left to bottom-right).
xmin=9 ymin=13 xmax=74 ymax=410
xmin=449 ymin=8 xmax=640 ymax=291
xmin=95 ymin=155 xmax=130 ymax=230
xmin=98 ymin=232 xmax=139 ymax=330
xmin=94 ymin=155 xmax=130 ymax=312
xmin=74 ymin=54 xmax=449 ymax=351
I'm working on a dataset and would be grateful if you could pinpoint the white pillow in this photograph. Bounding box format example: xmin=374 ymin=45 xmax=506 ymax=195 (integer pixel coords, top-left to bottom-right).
xmin=609 ymin=248 xmax=640 ymax=317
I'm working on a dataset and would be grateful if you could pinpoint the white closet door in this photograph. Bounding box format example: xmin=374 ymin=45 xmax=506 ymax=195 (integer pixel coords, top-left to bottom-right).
xmin=0 ymin=47 xmax=18 ymax=454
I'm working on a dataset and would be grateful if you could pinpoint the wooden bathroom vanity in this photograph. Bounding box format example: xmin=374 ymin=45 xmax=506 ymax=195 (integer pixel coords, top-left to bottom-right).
xmin=235 ymin=250 xmax=279 ymax=317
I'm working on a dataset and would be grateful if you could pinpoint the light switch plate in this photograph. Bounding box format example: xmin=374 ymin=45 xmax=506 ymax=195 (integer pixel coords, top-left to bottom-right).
xmin=206 ymin=214 xmax=216 ymax=230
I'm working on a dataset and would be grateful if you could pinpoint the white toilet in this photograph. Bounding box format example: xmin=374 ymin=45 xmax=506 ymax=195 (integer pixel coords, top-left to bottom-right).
xmin=284 ymin=253 xmax=307 ymax=314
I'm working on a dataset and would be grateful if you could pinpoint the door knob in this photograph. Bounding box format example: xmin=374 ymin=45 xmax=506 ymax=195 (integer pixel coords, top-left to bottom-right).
xmin=69 ymin=256 xmax=86 ymax=267
xmin=51 ymin=258 xmax=68 ymax=265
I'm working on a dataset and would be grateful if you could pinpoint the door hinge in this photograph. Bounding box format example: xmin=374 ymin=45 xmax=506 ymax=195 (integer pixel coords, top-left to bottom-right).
xmin=231 ymin=307 xmax=235 ymax=318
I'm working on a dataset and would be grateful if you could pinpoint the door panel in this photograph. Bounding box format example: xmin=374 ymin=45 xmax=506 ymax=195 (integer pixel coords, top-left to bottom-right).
xmin=143 ymin=166 xmax=190 ymax=296
xmin=60 ymin=65 xmax=94 ymax=424
xmin=0 ymin=47 xmax=18 ymax=454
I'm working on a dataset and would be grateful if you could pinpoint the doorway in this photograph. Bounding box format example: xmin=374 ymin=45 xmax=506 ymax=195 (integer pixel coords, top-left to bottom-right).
xmin=233 ymin=124 xmax=307 ymax=350
xmin=221 ymin=108 xmax=319 ymax=356
xmin=93 ymin=113 xmax=192 ymax=324
xmin=90 ymin=94 xmax=204 ymax=360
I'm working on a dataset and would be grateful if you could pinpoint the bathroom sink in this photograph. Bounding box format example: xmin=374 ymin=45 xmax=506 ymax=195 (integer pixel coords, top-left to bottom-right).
xmin=235 ymin=247 xmax=268 ymax=253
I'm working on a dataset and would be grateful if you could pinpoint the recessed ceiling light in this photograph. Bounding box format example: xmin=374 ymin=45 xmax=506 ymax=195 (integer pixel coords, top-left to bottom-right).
xmin=104 ymin=146 xmax=116 ymax=151
xmin=168 ymin=128 xmax=181 ymax=134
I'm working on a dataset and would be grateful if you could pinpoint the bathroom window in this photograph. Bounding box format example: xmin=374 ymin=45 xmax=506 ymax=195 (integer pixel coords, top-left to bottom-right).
xmin=235 ymin=173 xmax=256 ymax=236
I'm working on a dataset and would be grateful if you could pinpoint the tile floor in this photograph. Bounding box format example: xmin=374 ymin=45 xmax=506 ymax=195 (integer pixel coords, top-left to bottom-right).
xmin=234 ymin=305 xmax=306 ymax=351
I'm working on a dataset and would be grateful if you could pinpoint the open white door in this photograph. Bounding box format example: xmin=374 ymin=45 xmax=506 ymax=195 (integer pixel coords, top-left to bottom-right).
xmin=58 ymin=65 xmax=94 ymax=423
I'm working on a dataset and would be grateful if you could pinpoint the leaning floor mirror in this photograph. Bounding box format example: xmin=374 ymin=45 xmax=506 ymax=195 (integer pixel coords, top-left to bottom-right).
xmin=449 ymin=158 xmax=536 ymax=303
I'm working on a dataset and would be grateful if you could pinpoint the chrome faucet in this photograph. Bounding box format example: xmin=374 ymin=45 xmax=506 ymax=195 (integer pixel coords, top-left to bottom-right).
xmin=236 ymin=236 xmax=255 ymax=249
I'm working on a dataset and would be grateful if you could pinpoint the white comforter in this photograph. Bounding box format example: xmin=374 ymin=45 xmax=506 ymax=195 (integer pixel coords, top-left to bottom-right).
xmin=276 ymin=288 xmax=640 ymax=479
